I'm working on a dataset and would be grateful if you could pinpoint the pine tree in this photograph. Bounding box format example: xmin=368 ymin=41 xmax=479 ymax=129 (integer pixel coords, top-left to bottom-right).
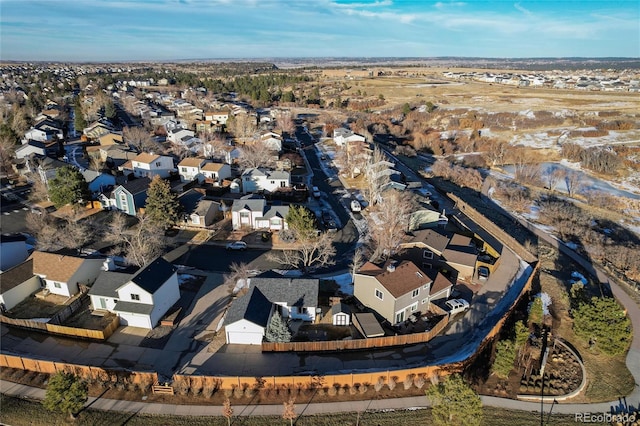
xmin=426 ymin=374 xmax=483 ymax=426
xmin=573 ymin=297 xmax=631 ymax=356
xmin=144 ymin=175 xmax=181 ymax=230
xmin=491 ymin=339 xmax=517 ymax=379
xmin=48 ymin=165 xmax=90 ymax=208
xmin=43 ymin=372 xmax=88 ymax=420
xmin=265 ymin=311 xmax=291 ymax=343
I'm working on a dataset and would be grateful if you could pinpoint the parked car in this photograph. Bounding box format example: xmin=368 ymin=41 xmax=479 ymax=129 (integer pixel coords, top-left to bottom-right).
xmin=226 ymin=241 xmax=247 ymax=251
xmin=350 ymin=199 xmax=362 ymax=212
xmin=478 ymin=266 xmax=490 ymax=280
xmin=312 ymin=186 xmax=321 ymax=198
xmin=445 ymin=299 xmax=470 ymax=315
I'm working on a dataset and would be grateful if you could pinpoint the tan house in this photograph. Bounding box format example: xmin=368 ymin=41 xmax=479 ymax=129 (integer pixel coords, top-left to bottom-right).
xmin=31 ymin=251 xmax=105 ymax=297
xmin=353 ymin=260 xmax=452 ymax=325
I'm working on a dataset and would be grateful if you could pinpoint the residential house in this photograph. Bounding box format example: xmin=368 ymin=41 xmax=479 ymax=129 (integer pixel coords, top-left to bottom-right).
xmin=23 ymin=128 xmax=56 ymax=143
xmin=201 ymin=162 xmax=231 ymax=183
xmin=88 ymin=257 xmax=179 ymax=329
xmin=231 ymin=195 xmax=289 ymax=231
xmin=31 ymin=251 xmax=104 ymax=297
xmin=353 ymin=261 xmax=452 ymax=325
xmin=0 ymin=259 xmax=41 ymax=311
xmin=81 ymin=169 xmax=116 ymax=195
xmin=399 ymin=230 xmax=479 ymax=282
xmin=225 ymin=276 xmax=319 ymax=344
xmin=178 ymin=157 xmax=206 ymax=182
xmin=0 ymin=234 xmax=30 ymax=272
xmin=98 ymin=133 xmax=123 ymax=146
xmin=167 ymin=128 xmax=195 ymax=144
xmin=33 ymin=157 xmax=68 ymax=187
xmin=131 ymin=152 xmax=174 ymax=179
xmin=15 ymin=140 xmax=60 ymax=160
xmin=204 ymin=110 xmax=230 ymax=125
xmin=333 ymin=128 xmax=366 ymax=147
xmin=84 ymin=121 xmax=115 ymax=140
xmin=241 ymin=168 xmax=290 ymax=194
xmin=177 ymin=189 xmax=222 ymax=228
xmin=259 ymin=131 xmax=283 ymax=152
xmin=220 ymin=145 xmax=241 ymax=165
xmin=100 ymin=177 xmax=151 ymax=216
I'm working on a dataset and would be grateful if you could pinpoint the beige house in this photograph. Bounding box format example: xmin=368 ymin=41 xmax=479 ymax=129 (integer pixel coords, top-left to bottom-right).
xmin=31 ymin=251 xmax=105 ymax=297
xmin=354 ymin=261 xmax=452 ymax=325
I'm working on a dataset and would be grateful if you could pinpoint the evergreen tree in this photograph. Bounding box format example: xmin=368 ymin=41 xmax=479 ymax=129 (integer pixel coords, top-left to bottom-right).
xmin=528 ymin=296 xmax=544 ymax=328
xmin=74 ymin=98 xmax=86 ymax=131
xmin=265 ymin=311 xmax=291 ymax=343
xmin=144 ymin=175 xmax=181 ymax=230
xmin=104 ymin=100 xmax=117 ymax=119
xmin=285 ymin=205 xmax=317 ymax=240
xmin=43 ymin=372 xmax=88 ymax=420
xmin=426 ymin=374 xmax=483 ymax=426
xmin=573 ymin=296 xmax=631 ymax=356
xmin=491 ymin=339 xmax=517 ymax=379
xmin=48 ymin=165 xmax=90 ymax=208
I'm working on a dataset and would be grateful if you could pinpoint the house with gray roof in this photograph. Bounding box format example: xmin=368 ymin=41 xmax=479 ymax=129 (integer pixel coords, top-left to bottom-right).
xmin=241 ymin=167 xmax=290 ymax=194
xmin=178 ymin=189 xmax=222 ymax=228
xmin=231 ymin=195 xmax=289 ymax=231
xmin=88 ymin=257 xmax=179 ymax=329
xmin=224 ymin=276 xmax=319 ymax=345
xmin=99 ymin=177 xmax=151 ymax=216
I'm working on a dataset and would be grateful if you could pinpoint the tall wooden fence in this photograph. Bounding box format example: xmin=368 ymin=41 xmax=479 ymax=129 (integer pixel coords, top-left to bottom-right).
xmin=0 ymin=314 xmax=120 ymax=341
xmin=48 ymin=295 xmax=85 ymax=325
xmin=262 ymin=315 xmax=449 ymax=352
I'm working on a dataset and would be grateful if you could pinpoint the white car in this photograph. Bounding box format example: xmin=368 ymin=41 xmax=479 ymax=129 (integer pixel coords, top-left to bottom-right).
xmin=226 ymin=241 xmax=247 ymax=251
xmin=350 ymin=199 xmax=362 ymax=212
xmin=445 ymin=299 xmax=470 ymax=315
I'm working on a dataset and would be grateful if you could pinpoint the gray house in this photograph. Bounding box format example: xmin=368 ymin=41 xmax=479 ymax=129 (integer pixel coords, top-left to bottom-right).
xmin=353 ymin=260 xmax=452 ymax=325
xmin=100 ymin=177 xmax=151 ymax=216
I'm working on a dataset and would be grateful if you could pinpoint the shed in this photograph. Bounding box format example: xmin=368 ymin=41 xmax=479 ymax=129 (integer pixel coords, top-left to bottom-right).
xmin=331 ymin=302 xmax=351 ymax=326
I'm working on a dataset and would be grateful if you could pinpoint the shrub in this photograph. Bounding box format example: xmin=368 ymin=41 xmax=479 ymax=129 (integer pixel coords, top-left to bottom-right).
xmin=387 ymin=376 xmax=397 ymax=391
xmin=403 ymin=374 xmax=414 ymax=390
xmin=374 ymin=377 xmax=385 ymax=392
xmin=414 ymin=375 xmax=426 ymax=389
xmin=327 ymin=385 xmax=337 ymax=396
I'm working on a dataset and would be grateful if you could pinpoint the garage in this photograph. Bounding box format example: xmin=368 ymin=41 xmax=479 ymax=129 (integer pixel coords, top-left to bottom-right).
xmin=116 ymin=310 xmax=152 ymax=329
xmin=225 ymin=319 xmax=265 ymax=345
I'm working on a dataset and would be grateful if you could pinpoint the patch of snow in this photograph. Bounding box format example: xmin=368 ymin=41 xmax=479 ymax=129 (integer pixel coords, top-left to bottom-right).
xmin=519 ymin=109 xmax=535 ymax=119
xmin=178 ymin=274 xmax=196 ymax=284
xmin=571 ymin=271 xmax=588 ymax=285
xmin=232 ymin=278 xmax=249 ymax=294
xmin=324 ymin=272 xmax=354 ymax=295
xmin=565 ymin=241 xmax=579 ymax=250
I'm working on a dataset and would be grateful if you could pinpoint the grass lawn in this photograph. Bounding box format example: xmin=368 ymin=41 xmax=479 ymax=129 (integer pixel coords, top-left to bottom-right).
xmin=0 ymin=394 xmax=602 ymax=426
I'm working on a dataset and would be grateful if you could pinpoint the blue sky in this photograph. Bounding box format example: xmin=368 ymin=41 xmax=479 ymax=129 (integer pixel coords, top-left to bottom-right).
xmin=1 ymin=0 xmax=638 ymax=61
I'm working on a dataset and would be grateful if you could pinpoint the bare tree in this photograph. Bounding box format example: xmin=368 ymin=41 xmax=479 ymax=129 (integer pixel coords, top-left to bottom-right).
xmin=237 ymin=143 xmax=277 ymax=169
xmin=106 ymin=213 xmax=165 ymax=267
xmin=364 ymin=146 xmax=393 ymax=205
xmin=199 ymin=132 xmax=226 ymax=159
xmin=269 ymin=232 xmax=336 ymax=272
xmin=223 ymin=262 xmax=252 ymax=294
xmin=0 ymin=133 xmax=17 ymax=175
xmin=544 ymin=167 xmax=566 ymax=191
xmin=282 ymin=397 xmax=296 ymax=426
xmin=27 ymin=172 xmax=50 ymax=204
xmin=485 ymin=140 xmax=509 ymax=167
xmin=123 ymin=126 xmax=155 ymax=152
xmin=60 ymin=219 xmax=94 ymax=253
xmin=565 ymin=171 xmax=582 ymax=197
xmin=227 ymin=113 xmax=257 ymax=140
xmin=367 ymin=190 xmax=413 ymax=261
xmin=222 ymin=398 xmax=233 ymax=426
xmin=274 ymin=110 xmax=294 ymax=135
xmin=26 ymin=212 xmax=60 ymax=251
xmin=350 ymin=246 xmax=368 ymax=280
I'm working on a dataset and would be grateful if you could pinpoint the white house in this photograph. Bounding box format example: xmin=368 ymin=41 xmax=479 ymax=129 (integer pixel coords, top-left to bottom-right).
xmin=224 ymin=276 xmax=319 ymax=345
xmin=31 ymin=251 xmax=105 ymax=297
xmin=201 ymin=162 xmax=231 ymax=182
xmin=0 ymin=259 xmax=41 ymax=311
xmin=259 ymin=131 xmax=283 ymax=152
xmin=241 ymin=168 xmax=289 ymax=194
xmin=204 ymin=110 xmax=230 ymax=125
xmin=131 ymin=152 xmax=175 ymax=179
xmin=88 ymin=257 xmax=179 ymax=329
xmin=231 ymin=196 xmax=289 ymax=231
xmin=220 ymin=145 xmax=241 ymax=165
xmin=333 ymin=128 xmax=366 ymax=147
xmin=178 ymin=157 xmax=206 ymax=182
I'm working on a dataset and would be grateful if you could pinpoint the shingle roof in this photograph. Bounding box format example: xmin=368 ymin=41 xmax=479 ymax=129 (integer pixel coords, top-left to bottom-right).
xmin=195 ymin=199 xmax=219 ymax=216
xmin=118 ymin=177 xmax=151 ymax=195
xmin=201 ymin=162 xmax=225 ymax=172
xmin=224 ymin=286 xmax=272 ymax=327
xmin=411 ymin=229 xmax=450 ymax=254
xmin=0 ymin=259 xmax=34 ymax=293
xmin=88 ymin=271 xmax=133 ymax=298
xmin=331 ymin=302 xmax=351 ymax=316
xmin=231 ymin=196 xmax=265 ymax=213
xmin=178 ymin=189 xmax=204 ymax=214
xmin=124 ymin=257 xmax=177 ymax=294
xmin=260 ymin=205 xmax=289 ymax=220
xmin=133 ymin=152 xmax=160 ymax=164
xmin=372 ymin=261 xmax=432 ymax=299
xmin=249 ymin=277 xmax=319 ymax=308
xmin=113 ymin=300 xmax=154 ymax=315
xmin=178 ymin=157 xmax=205 ymax=168
xmin=30 ymin=251 xmax=87 ymax=283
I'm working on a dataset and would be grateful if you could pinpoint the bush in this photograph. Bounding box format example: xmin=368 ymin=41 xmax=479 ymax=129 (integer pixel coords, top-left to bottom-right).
xmin=43 ymin=372 xmax=88 ymax=420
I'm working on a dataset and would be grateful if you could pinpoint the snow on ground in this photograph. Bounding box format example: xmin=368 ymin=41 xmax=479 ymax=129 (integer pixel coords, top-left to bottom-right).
xmin=510 ymin=128 xmax=640 ymax=149
xmin=178 ymin=274 xmax=196 ymax=284
xmin=319 ymin=271 xmax=354 ymax=295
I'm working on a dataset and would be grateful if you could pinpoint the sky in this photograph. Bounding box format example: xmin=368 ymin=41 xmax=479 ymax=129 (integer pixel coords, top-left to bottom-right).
xmin=1 ymin=0 xmax=639 ymax=62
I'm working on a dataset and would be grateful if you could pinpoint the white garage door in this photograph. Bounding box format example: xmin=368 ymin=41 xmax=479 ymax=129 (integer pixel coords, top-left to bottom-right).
xmin=118 ymin=312 xmax=152 ymax=329
xmin=226 ymin=331 xmax=263 ymax=345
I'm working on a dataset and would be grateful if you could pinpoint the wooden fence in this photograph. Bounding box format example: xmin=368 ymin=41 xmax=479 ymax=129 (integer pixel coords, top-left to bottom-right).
xmin=48 ymin=295 xmax=86 ymax=325
xmin=0 ymin=313 xmax=119 ymax=341
xmin=262 ymin=314 xmax=449 ymax=352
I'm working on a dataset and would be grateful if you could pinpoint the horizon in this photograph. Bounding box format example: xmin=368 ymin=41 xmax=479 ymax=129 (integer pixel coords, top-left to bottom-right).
xmin=1 ymin=0 xmax=639 ymax=62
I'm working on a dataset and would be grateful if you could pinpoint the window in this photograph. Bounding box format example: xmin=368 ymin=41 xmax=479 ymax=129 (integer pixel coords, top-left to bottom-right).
xmin=423 ymin=250 xmax=434 ymax=259
xmin=280 ymin=181 xmax=286 ymax=187
xmin=395 ymin=311 xmax=405 ymax=323
xmin=422 ymin=298 xmax=428 ymax=305
xmin=54 ymin=282 xmax=61 ymax=288
xmin=131 ymin=294 xmax=140 ymax=301
xmin=412 ymin=288 xmax=419 ymax=298
xmin=181 ymin=167 xmax=187 ymax=172
xmin=410 ymin=303 xmax=418 ymax=312
xmin=375 ymin=289 xmax=383 ymax=300
xmin=422 ymin=263 xmax=433 ymax=270
xmin=155 ymin=162 xmax=161 ymax=167
xmin=270 ymin=180 xmax=275 ymax=184
xmin=191 ymin=216 xmax=200 ymax=225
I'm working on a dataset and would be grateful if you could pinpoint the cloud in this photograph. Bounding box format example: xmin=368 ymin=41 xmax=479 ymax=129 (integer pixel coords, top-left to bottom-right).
xmin=434 ymin=1 xmax=466 ymax=9
xmin=514 ymin=3 xmax=532 ymax=16
xmin=330 ymin=0 xmax=393 ymax=8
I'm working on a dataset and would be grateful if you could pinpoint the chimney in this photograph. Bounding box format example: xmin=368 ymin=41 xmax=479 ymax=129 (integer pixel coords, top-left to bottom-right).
xmin=386 ymin=263 xmax=396 ymax=273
